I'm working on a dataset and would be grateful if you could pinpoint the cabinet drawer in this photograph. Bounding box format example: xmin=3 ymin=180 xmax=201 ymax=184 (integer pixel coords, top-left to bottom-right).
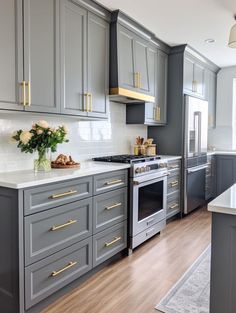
xmin=24 ymin=177 xmax=92 ymax=215
xmin=167 ymin=174 xmax=180 ymax=194
xmin=25 ymin=198 xmax=92 ymax=265
xmin=94 ymin=170 xmax=128 ymax=195
xmin=167 ymin=193 xmax=180 ymax=218
xmin=167 ymin=159 xmax=181 ymax=171
xmin=93 ymin=188 xmax=127 ymax=233
xmin=25 ymin=238 xmax=92 ymax=309
xmin=93 ymin=222 xmax=127 ymax=267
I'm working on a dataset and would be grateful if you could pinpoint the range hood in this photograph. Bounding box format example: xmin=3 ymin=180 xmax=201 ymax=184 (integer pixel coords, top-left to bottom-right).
xmin=109 ymin=87 xmax=155 ymax=104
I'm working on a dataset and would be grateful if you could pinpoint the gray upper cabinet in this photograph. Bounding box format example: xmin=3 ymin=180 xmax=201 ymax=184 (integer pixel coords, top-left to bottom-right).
xmin=60 ymin=0 xmax=87 ymax=116
xmin=117 ymin=25 xmax=136 ymax=90
xmin=184 ymin=52 xmax=205 ymax=99
xmin=60 ymin=0 xmax=109 ymax=118
xmin=0 ymin=0 xmax=23 ymax=111
xmin=23 ymin=0 xmax=60 ymax=113
xmin=87 ymin=12 xmax=109 ymax=118
xmin=206 ymin=70 xmax=217 ymax=128
xmin=156 ymin=50 xmax=168 ymax=124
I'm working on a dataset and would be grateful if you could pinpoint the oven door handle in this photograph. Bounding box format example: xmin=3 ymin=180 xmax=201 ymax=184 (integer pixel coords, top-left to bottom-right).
xmin=187 ymin=164 xmax=208 ymax=173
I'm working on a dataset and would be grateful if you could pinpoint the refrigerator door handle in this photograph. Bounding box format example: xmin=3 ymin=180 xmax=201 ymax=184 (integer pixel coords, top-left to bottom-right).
xmin=194 ymin=111 xmax=202 ymax=155
xmin=187 ymin=164 xmax=208 ymax=173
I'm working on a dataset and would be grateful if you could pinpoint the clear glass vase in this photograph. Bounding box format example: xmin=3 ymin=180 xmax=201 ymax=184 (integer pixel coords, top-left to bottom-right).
xmin=34 ymin=149 xmax=51 ymax=172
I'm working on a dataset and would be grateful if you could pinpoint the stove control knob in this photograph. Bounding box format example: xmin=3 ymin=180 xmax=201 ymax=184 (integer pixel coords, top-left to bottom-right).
xmin=159 ymin=163 xmax=166 ymax=168
xmin=135 ymin=167 xmax=141 ymax=174
xmin=141 ymin=166 xmax=145 ymax=173
xmin=146 ymin=166 xmax=151 ymax=171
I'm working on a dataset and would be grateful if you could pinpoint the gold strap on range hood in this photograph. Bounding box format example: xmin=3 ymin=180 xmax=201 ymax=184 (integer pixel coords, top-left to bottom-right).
xmin=110 ymin=87 xmax=155 ymax=103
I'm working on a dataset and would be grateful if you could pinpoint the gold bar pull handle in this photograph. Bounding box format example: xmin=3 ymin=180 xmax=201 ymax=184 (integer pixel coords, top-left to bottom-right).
xmin=105 ymin=202 xmax=122 ymax=211
xmin=51 ymin=261 xmax=77 ymax=277
xmin=84 ymin=93 xmax=89 ymax=112
xmin=155 ymin=106 xmax=161 ymax=121
xmin=134 ymin=72 xmax=139 ymax=88
xmin=105 ymin=236 xmax=122 ymax=247
xmin=20 ymin=81 xmax=26 ymax=106
xmin=89 ymin=93 xmax=92 ymax=112
xmin=170 ymin=181 xmax=179 ymax=187
xmin=50 ymin=219 xmax=77 ymax=231
xmin=50 ymin=190 xmax=77 ymax=199
xmin=138 ymin=72 xmax=141 ymax=89
xmin=169 ymin=203 xmax=179 ymax=210
xmin=26 ymin=81 xmax=31 ymax=106
xmin=105 ymin=179 xmax=123 ymax=186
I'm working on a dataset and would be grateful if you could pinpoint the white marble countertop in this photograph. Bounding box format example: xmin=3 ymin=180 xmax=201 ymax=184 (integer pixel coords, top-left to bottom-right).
xmin=0 ymin=155 xmax=181 ymax=189
xmin=207 ymin=150 xmax=236 ymax=156
xmin=0 ymin=162 xmax=131 ymax=189
xmin=208 ymin=184 xmax=236 ymax=215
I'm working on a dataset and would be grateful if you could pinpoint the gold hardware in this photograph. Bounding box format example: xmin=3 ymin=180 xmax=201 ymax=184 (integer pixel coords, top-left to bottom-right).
xmin=192 ymin=80 xmax=198 ymax=93
xmin=26 ymin=81 xmax=31 ymax=106
xmin=170 ymin=181 xmax=179 ymax=187
xmin=84 ymin=93 xmax=89 ymax=112
xmin=105 ymin=236 xmax=122 ymax=247
xmin=51 ymin=261 xmax=77 ymax=277
xmin=50 ymin=190 xmax=77 ymax=199
xmin=155 ymin=106 xmax=161 ymax=121
xmin=169 ymin=203 xmax=179 ymax=210
xmin=88 ymin=93 xmax=93 ymax=112
xmin=105 ymin=179 xmax=123 ymax=186
xmin=20 ymin=81 xmax=26 ymax=106
xmin=134 ymin=72 xmax=139 ymax=88
xmin=136 ymin=72 xmax=141 ymax=88
xmin=51 ymin=219 xmax=77 ymax=231
xmin=110 ymin=87 xmax=155 ymax=103
xmin=105 ymin=202 xmax=122 ymax=210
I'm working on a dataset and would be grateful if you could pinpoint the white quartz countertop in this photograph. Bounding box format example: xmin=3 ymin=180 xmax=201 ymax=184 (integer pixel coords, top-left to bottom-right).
xmin=207 ymin=150 xmax=236 ymax=156
xmin=0 ymin=155 xmax=181 ymax=189
xmin=208 ymin=184 xmax=236 ymax=215
xmin=0 ymin=162 xmax=131 ymax=189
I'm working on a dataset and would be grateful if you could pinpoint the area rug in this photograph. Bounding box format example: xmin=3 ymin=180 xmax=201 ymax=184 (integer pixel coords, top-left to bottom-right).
xmin=155 ymin=246 xmax=211 ymax=313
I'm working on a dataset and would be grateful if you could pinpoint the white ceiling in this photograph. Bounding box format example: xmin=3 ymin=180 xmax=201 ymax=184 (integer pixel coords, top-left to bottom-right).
xmin=98 ymin=0 xmax=236 ymax=67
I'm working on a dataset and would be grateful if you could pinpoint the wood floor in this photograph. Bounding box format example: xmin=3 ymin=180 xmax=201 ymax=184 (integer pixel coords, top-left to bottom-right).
xmin=42 ymin=207 xmax=211 ymax=313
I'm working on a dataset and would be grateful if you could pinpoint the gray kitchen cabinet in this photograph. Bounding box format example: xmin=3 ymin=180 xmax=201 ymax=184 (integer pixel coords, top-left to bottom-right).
xmin=87 ymin=12 xmax=109 ymax=118
xmin=60 ymin=0 xmax=109 ymax=118
xmin=184 ymin=52 xmax=205 ymax=99
xmin=205 ymin=155 xmax=216 ymax=200
xmin=206 ymin=70 xmax=217 ymax=128
xmin=216 ymin=155 xmax=236 ymax=197
xmin=126 ymin=48 xmax=168 ymax=126
xmin=60 ymin=0 xmax=87 ymax=116
xmin=23 ymin=0 xmax=60 ymax=113
xmin=0 ymin=168 xmax=128 ymax=312
xmin=0 ymin=0 xmax=23 ymax=111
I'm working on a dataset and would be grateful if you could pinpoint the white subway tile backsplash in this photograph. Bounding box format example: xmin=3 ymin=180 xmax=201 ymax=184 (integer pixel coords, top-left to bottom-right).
xmin=0 ymin=102 xmax=147 ymax=172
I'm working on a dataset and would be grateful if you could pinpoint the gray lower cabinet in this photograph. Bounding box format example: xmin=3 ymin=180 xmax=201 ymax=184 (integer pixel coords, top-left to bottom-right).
xmin=25 ymin=237 xmax=92 ymax=309
xmin=166 ymin=159 xmax=181 ymax=219
xmin=93 ymin=221 xmax=127 ymax=267
xmin=0 ymin=0 xmax=23 ymax=111
xmin=205 ymin=155 xmax=216 ymax=200
xmin=0 ymin=169 xmax=128 ymax=312
xmin=216 ymin=155 xmax=236 ymax=197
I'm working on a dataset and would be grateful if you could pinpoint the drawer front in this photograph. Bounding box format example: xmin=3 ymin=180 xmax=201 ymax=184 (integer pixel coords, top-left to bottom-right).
xmin=25 ymin=238 xmax=92 ymax=309
xmin=25 ymin=198 xmax=92 ymax=265
xmin=167 ymin=192 xmax=180 ymax=218
xmin=93 ymin=222 xmax=127 ymax=267
xmin=132 ymin=219 xmax=166 ymax=249
xmin=133 ymin=209 xmax=166 ymax=236
xmin=167 ymin=174 xmax=180 ymax=194
xmin=24 ymin=177 xmax=93 ymax=215
xmin=93 ymin=188 xmax=127 ymax=233
xmin=167 ymin=159 xmax=181 ymax=171
xmin=94 ymin=170 xmax=128 ymax=195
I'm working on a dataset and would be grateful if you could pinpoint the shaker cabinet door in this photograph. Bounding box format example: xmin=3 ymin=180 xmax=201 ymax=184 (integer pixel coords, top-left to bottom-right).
xmin=156 ymin=50 xmax=168 ymax=124
xmin=23 ymin=0 xmax=60 ymax=113
xmin=60 ymin=0 xmax=87 ymax=116
xmin=206 ymin=70 xmax=217 ymax=128
xmin=117 ymin=25 xmax=136 ymax=90
xmin=0 ymin=0 xmax=23 ymax=110
xmin=87 ymin=12 xmax=109 ymax=118
xmin=194 ymin=63 xmax=205 ymax=98
xmin=184 ymin=56 xmax=194 ymax=94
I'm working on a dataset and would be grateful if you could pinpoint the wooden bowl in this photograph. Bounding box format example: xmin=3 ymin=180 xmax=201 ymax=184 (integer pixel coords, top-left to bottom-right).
xmin=51 ymin=163 xmax=81 ymax=169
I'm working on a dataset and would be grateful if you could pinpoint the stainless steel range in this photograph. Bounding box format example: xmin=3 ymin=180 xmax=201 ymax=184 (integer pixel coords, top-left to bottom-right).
xmin=93 ymin=155 xmax=168 ymax=251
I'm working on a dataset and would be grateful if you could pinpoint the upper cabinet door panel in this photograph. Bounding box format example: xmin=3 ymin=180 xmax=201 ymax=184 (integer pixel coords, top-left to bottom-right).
xmin=156 ymin=51 xmax=168 ymax=124
xmin=23 ymin=0 xmax=60 ymax=113
xmin=117 ymin=25 xmax=135 ymax=90
xmin=87 ymin=12 xmax=109 ymax=118
xmin=60 ymin=0 xmax=87 ymax=116
xmin=184 ymin=56 xmax=194 ymax=94
xmin=135 ymin=38 xmax=150 ymax=94
xmin=0 ymin=0 xmax=23 ymax=110
xmin=194 ymin=63 xmax=205 ymax=98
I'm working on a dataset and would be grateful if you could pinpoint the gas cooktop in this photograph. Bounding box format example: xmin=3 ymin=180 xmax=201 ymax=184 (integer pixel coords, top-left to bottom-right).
xmin=93 ymin=154 xmax=161 ymax=164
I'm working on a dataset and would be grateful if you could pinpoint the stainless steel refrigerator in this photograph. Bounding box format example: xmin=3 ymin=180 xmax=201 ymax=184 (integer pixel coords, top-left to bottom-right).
xmin=183 ymin=95 xmax=208 ymax=214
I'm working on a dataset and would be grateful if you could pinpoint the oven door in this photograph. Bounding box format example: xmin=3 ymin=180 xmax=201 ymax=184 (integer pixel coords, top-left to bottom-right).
xmin=131 ymin=175 xmax=167 ymax=236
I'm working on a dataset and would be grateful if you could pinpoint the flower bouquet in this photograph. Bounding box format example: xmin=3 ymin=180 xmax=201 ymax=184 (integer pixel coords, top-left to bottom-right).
xmin=12 ymin=120 xmax=69 ymax=172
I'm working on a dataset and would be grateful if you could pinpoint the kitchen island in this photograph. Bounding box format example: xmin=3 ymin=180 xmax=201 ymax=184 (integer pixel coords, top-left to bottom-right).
xmin=208 ymin=185 xmax=236 ymax=313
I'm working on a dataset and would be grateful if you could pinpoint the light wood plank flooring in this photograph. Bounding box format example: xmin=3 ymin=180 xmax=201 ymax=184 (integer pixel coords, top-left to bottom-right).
xmin=43 ymin=207 xmax=211 ymax=313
